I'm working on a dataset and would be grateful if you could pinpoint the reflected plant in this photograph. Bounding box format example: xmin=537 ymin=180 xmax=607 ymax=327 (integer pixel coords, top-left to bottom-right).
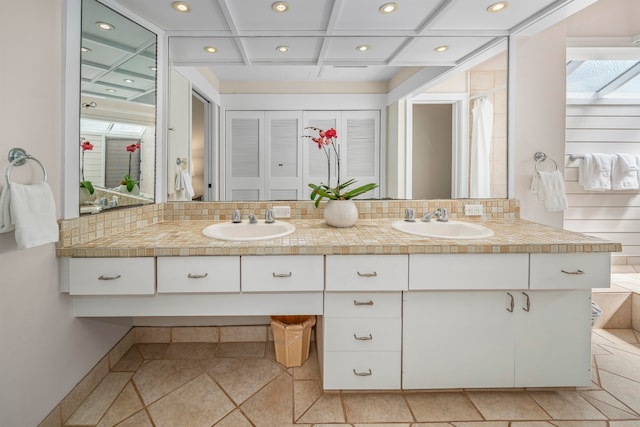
xmin=80 ymin=139 xmax=94 ymax=194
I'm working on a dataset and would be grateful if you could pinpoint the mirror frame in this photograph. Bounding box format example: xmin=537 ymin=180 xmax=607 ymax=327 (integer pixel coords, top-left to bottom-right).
xmin=62 ymin=0 xmax=167 ymax=218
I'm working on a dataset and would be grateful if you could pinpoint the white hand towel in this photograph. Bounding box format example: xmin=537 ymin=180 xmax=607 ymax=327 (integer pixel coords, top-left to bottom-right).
xmin=9 ymin=182 xmax=58 ymax=249
xmin=612 ymin=153 xmax=639 ymax=190
xmin=579 ymin=153 xmax=614 ymax=191
xmin=0 ymin=185 xmax=15 ymax=233
xmin=534 ymin=170 xmax=568 ymax=212
xmin=174 ymin=170 xmax=185 ymax=191
xmin=181 ymin=171 xmax=195 ymax=200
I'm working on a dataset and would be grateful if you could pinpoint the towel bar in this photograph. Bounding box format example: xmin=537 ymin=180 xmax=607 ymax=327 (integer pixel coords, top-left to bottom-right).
xmin=5 ymin=147 xmax=48 ymax=187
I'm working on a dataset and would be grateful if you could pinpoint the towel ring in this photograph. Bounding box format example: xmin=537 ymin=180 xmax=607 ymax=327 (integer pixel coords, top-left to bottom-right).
xmin=5 ymin=148 xmax=48 ymax=188
xmin=534 ymin=152 xmax=558 ymax=172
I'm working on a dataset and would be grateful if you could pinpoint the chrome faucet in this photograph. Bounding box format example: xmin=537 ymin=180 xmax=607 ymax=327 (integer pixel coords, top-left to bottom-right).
xmin=265 ymin=209 xmax=275 ymax=223
xmin=404 ymin=208 xmax=416 ymax=222
xmin=421 ymin=208 xmax=448 ymax=222
xmin=232 ymin=209 xmax=241 ymax=223
xmin=248 ymin=213 xmax=258 ymax=224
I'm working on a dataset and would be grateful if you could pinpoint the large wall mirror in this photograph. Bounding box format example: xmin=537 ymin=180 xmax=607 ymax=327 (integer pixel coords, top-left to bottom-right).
xmin=79 ymin=0 xmax=157 ymax=213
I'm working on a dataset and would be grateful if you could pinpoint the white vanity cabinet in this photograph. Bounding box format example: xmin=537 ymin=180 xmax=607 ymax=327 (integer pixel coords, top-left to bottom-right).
xmin=63 ymin=257 xmax=155 ymax=295
xmin=402 ymin=253 xmax=601 ymax=389
xmin=321 ymin=255 xmax=407 ymax=390
xmin=157 ymin=256 xmax=240 ymax=293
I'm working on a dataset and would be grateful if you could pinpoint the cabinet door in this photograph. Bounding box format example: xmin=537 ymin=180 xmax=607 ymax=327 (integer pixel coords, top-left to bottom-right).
xmin=514 ymin=289 xmax=592 ymax=387
xmin=265 ymin=111 xmax=303 ymax=200
xmin=342 ymin=111 xmax=380 ymax=199
xmin=224 ymin=111 xmax=265 ymax=200
xmin=402 ymin=291 xmax=515 ymax=389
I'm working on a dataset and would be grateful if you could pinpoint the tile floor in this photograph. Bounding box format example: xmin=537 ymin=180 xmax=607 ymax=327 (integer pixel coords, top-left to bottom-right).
xmin=61 ymin=274 xmax=640 ymax=427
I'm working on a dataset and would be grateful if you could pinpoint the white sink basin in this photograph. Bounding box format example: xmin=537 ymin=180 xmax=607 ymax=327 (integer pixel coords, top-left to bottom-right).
xmin=202 ymin=221 xmax=295 ymax=241
xmin=392 ymin=220 xmax=493 ymax=239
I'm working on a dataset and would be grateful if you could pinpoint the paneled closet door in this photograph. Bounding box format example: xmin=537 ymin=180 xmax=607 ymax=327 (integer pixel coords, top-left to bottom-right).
xmin=302 ymin=112 xmax=340 ymax=199
xmin=266 ymin=111 xmax=303 ymax=200
xmin=225 ymin=111 xmax=265 ymax=201
xmin=342 ymin=111 xmax=380 ymax=198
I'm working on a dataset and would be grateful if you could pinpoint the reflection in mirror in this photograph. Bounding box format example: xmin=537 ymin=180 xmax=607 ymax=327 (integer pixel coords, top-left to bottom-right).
xmin=79 ymin=0 xmax=156 ymax=214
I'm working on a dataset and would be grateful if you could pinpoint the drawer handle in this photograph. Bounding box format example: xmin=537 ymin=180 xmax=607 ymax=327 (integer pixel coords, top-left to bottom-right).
xmin=522 ymin=292 xmax=531 ymax=312
xmin=98 ymin=275 xmax=121 ymax=281
xmin=353 ymin=300 xmax=374 ymax=306
xmin=561 ymin=269 xmax=585 ymax=275
xmin=357 ymin=271 xmax=377 ymax=278
xmin=506 ymin=292 xmax=514 ymax=312
xmin=272 ymin=272 xmax=292 ymax=278
xmin=354 ymin=333 xmax=373 ymax=341
xmin=353 ymin=369 xmax=372 ymax=376
xmin=187 ymin=273 xmax=208 ymax=279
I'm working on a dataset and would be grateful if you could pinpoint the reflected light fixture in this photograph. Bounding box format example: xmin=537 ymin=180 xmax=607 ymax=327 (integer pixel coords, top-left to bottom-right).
xmin=632 ymin=35 xmax=640 ymax=44
xmin=356 ymin=45 xmax=370 ymax=52
xmin=487 ymin=1 xmax=509 ymax=13
xmin=81 ymin=102 xmax=97 ymax=109
xmin=149 ymin=66 xmax=157 ymax=71
xmin=171 ymin=1 xmax=191 ymax=12
xmin=124 ymin=78 xmax=134 ymax=83
xmin=203 ymin=46 xmax=218 ymax=53
xmin=96 ymin=21 xmax=114 ymax=30
xmin=276 ymin=46 xmax=289 ymax=53
xmin=106 ymin=89 xmax=116 ymax=93
xmin=272 ymin=1 xmax=289 ymax=12
xmin=81 ymin=47 xmax=91 ymax=53
xmin=434 ymin=45 xmax=448 ymax=53
xmin=379 ymin=2 xmax=398 ymax=14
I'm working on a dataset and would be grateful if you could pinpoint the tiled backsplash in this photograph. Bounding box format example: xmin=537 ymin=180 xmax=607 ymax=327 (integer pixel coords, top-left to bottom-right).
xmin=57 ymin=199 xmax=519 ymax=248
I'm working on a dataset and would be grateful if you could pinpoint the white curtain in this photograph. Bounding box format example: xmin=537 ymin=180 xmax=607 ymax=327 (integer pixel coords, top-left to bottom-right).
xmin=470 ymin=97 xmax=493 ymax=198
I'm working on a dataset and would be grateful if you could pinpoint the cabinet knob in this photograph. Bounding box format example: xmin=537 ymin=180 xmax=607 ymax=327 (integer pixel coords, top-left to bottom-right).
xmin=522 ymin=292 xmax=531 ymax=312
xmin=506 ymin=292 xmax=514 ymax=312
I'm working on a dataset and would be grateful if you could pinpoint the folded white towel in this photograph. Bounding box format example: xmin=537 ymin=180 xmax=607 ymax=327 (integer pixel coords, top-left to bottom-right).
xmin=181 ymin=171 xmax=195 ymax=200
xmin=9 ymin=182 xmax=58 ymax=249
xmin=578 ymin=153 xmax=614 ymax=191
xmin=0 ymin=185 xmax=15 ymax=233
xmin=531 ymin=170 xmax=568 ymax=212
xmin=612 ymin=153 xmax=639 ymax=190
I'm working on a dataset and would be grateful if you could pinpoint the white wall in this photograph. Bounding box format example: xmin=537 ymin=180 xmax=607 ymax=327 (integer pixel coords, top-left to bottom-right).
xmin=0 ymin=1 xmax=132 ymax=425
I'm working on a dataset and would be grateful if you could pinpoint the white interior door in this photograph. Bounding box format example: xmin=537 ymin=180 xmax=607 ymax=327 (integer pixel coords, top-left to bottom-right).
xmin=265 ymin=111 xmax=303 ymax=200
xmin=224 ymin=111 xmax=265 ymax=201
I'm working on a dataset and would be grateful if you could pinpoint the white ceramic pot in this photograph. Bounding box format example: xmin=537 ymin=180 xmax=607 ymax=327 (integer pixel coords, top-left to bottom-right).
xmin=119 ymin=184 xmax=140 ymax=195
xmin=79 ymin=187 xmax=95 ymax=204
xmin=323 ymin=199 xmax=358 ymax=228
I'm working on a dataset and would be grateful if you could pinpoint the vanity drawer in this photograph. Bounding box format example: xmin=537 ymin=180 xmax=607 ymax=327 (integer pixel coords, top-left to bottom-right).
xmin=530 ymin=253 xmax=611 ymax=289
xmin=409 ymin=253 xmax=529 ymax=290
xmin=68 ymin=257 xmax=155 ymax=295
xmin=323 ymin=351 xmax=401 ymax=390
xmin=324 ymin=292 xmax=401 ymax=318
xmin=325 ymin=255 xmax=408 ymax=291
xmin=323 ymin=317 xmax=401 ymax=352
xmin=242 ymin=255 xmax=323 ymax=292
xmin=157 ymin=256 xmax=240 ymax=293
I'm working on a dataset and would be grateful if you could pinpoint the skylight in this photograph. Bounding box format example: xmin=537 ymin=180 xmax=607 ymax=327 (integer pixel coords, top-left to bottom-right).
xmin=567 ymin=60 xmax=640 ymax=99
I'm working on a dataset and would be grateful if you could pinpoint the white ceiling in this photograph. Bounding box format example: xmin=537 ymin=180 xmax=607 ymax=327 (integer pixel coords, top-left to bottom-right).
xmin=91 ymin=0 xmax=594 ymax=85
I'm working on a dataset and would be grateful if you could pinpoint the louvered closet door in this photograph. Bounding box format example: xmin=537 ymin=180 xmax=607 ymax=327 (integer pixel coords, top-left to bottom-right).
xmin=302 ymin=112 xmax=340 ymax=199
xmin=225 ymin=111 xmax=265 ymax=200
xmin=342 ymin=111 xmax=380 ymax=198
xmin=266 ymin=111 xmax=303 ymax=200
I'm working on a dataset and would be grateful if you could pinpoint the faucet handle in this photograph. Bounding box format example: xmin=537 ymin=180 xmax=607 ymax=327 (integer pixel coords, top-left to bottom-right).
xmin=248 ymin=214 xmax=258 ymax=224
xmin=232 ymin=209 xmax=241 ymax=223
xmin=435 ymin=207 xmax=449 ymax=222
xmin=265 ymin=209 xmax=275 ymax=223
xmin=404 ymin=208 xmax=416 ymax=222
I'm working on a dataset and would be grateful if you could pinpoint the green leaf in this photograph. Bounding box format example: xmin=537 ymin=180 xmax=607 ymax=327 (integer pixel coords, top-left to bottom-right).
xmin=80 ymin=180 xmax=94 ymax=194
xmin=341 ymin=183 xmax=379 ymax=199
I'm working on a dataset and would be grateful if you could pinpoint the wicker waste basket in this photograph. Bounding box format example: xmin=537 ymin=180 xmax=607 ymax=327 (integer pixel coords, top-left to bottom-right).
xmin=270 ymin=315 xmax=316 ymax=368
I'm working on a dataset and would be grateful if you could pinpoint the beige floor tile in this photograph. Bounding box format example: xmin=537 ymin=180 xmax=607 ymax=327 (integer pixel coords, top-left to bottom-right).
xmin=213 ymin=409 xmax=253 ymax=427
xmin=580 ymin=389 xmax=640 ymax=419
xmin=135 ymin=343 xmax=168 ymax=359
xmin=466 ymin=391 xmax=550 ymax=421
xmin=293 ymin=380 xmax=324 ymax=420
xmin=606 ymin=329 xmax=640 ymax=344
xmin=163 ymin=342 xmax=217 ymax=359
xmin=113 ymin=410 xmax=153 ymax=427
xmin=200 ymin=357 xmax=283 ymax=404
xmin=552 ymin=421 xmax=609 ymax=427
xmin=611 ymin=266 xmax=637 ymax=274
xmin=451 ymin=422 xmax=508 ymax=427
xmin=592 ymin=293 xmax=632 ymax=329
xmin=597 ymin=346 xmax=640 ymax=382
xmin=343 ymin=393 xmax=413 ymax=423
xmin=111 ymin=347 xmax=143 ymax=372
xmin=132 ymin=359 xmax=203 ymax=405
xmin=241 ymin=372 xmax=294 ymax=426
xmin=135 ymin=327 xmax=171 ymax=343
xmin=171 ymin=326 xmax=219 ymax=342
xmin=610 ymin=421 xmax=640 ymax=427
xmin=353 ymin=424 xmax=410 ymax=427
xmin=96 ymin=382 xmax=143 ymax=427
xmin=529 ymin=390 xmax=606 ymax=420
xmin=405 ymin=392 xmax=483 ymax=422
xmin=215 ymin=341 xmax=266 ymax=358
xmin=298 ymin=392 xmax=345 ymax=424
xmin=66 ymin=372 xmax=132 ymax=426
xmin=292 ymin=344 xmax=321 ymax=380
xmin=108 ymin=330 xmax=136 ymax=369
xmin=37 ymin=406 xmax=61 ymax=427
xmin=220 ymin=325 xmax=268 ymax=342
xmin=633 ymin=294 xmax=640 ymax=331
xmin=599 ymin=370 xmax=640 ymax=414
xmin=509 ymin=423 xmax=554 ymax=427
xmin=61 ymin=356 xmax=109 ymax=422
xmin=412 ymin=423 xmax=453 ymax=427
xmin=147 ymin=374 xmax=234 ymax=427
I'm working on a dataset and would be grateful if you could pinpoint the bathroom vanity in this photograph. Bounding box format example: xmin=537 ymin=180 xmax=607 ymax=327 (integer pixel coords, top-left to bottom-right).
xmin=57 ymin=201 xmax=620 ymax=391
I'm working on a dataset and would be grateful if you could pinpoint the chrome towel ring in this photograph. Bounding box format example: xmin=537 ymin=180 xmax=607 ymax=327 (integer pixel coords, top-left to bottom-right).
xmin=5 ymin=147 xmax=48 ymax=187
xmin=534 ymin=151 xmax=558 ymax=172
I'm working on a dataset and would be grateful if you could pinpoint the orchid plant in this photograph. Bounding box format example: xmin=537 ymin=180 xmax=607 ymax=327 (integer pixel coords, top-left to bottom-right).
xmin=80 ymin=139 xmax=94 ymax=194
xmin=121 ymin=143 xmax=141 ymax=191
xmin=303 ymin=127 xmax=378 ymax=207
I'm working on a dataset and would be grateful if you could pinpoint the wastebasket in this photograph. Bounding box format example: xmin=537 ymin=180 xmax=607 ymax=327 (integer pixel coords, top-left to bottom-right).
xmin=270 ymin=315 xmax=316 ymax=367
xmin=591 ymin=300 xmax=603 ymax=326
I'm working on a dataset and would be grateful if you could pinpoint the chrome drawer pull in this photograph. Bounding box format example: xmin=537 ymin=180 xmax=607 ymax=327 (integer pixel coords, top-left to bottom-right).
xmin=353 ymin=300 xmax=374 ymax=306
xmin=272 ymin=272 xmax=292 ymax=278
xmin=353 ymin=369 xmax=372 ymax=376
xmin=506 ymin=292 xmax=514 ymax=312
xmin=522 ymin=292 xmax=530 ymax=312
xmin=561 ymin=269 xmax=585 ymax=275
xmin=357 ymin=271 xmax=377 ymax=278
xmin=354 ymin=334 xmax=373 ymax=341
xmin=98 ymin=275 xmax=121 ymax=281
xmin=187 ymin=273 xmax=208 ymax=279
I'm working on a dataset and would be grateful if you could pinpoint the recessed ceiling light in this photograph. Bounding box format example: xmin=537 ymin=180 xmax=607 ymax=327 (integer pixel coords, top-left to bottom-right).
xmin=171 ymin=1 xmax=191 ymax=12
xmin=96 ymin=22 xmax=114 ymax=30
xmin=379 ymin=2 xmax=398 ymax=14
xmin=356 ymin=45 xmax=370 ymax=52
xmin=149 ymin=66 xmax=157 ymax=71
xmin=81 ymin=47 xmax=91 ymax=53
xmin=276 ymin=46 xmax=289 ymax=53
xmin=124 ymin=78 xmax=134 ymax=83
xmin=434 ymin=45 xmax=448 ymax=53
xmin=203 ymin=46 xmax=217 ymax=53
xmin=487 ymin=1 xmax=509 ymax=13
xmin=106 ymin=89 xmax=116 ymax=93
xmin=272 ymin=1 xmax=289 ymax=12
